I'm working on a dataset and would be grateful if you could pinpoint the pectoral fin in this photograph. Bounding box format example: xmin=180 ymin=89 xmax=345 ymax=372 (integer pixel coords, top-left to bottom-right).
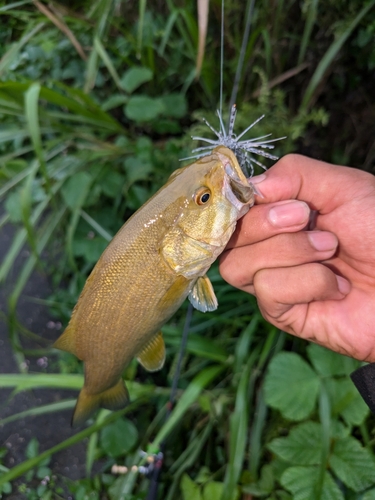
xmin=137 ymin=331 xmax=166 ymax=372
xmin=161 ymin=226 xmax=215 ymax=279
xmin=188 ymin=275 xmax=218 ymax=312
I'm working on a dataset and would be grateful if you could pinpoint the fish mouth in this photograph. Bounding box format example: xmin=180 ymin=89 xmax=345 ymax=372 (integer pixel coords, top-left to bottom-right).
xmin=223 ymin=164 xmax=255 ymax=212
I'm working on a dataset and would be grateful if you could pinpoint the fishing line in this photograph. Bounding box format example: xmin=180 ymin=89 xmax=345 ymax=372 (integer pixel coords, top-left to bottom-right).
xmin=219 ymin=0 xmax=225 ymax=117
xmin=229 ymin=0 xmax=255 ymax=111
xmin=146 ymin=0 xmax=228 ymax=496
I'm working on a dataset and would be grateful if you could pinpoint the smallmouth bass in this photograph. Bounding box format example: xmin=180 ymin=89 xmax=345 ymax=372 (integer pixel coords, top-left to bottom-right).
xmin=54 ymin=146 xmax=256 ymax=426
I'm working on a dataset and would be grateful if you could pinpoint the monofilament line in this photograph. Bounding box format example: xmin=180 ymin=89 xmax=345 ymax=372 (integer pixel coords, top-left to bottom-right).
xmin=219 ymin=0 xmax=224 ymax=117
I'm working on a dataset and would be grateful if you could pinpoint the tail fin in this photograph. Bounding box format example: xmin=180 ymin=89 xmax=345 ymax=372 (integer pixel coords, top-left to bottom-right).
xmin=72 ymin=379 xmax=129 ymax=427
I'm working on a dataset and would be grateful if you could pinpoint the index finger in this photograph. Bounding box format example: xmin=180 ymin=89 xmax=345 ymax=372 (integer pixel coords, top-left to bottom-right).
xmin=251 ymin=154 xmax=373 ymax=213
xmin=226 ymin=199 xmax=310 ymax=249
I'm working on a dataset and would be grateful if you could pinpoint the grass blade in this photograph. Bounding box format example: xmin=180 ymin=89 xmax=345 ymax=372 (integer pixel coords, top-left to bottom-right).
xmin=0 ymin=1 xmax=32 ymax=12
xmin=8 ymin=207 xmax=66 ymax=314
xmin=298 ymin=0 xmax=319 ymax=65
xmin=0 ymin=400 xmax=76 ymax=426
xmin=80 ymin=210 xmax=113 ymax=242
xmin=0 ymin=22 xmax=44 ymax=76
xmin=0 ymin=373 xmax=164 ymax=399
xmin=137 ymin=0 xmax=147 ymax=59
xmin=94 ymin=36 xmax=123 ymax=90
xmin=0 ymin=197 xmax=48 ymax=283
xmin=151 ymin=364 xmax=225 ymax=449
xmin=300 ymin=0 xmax=375 ymax=110
xmin=33 ymin=0 xmax=87 ymax=60
xmin=196 ymin=0 xmax=209 ymax=77
xmin=158 ymin=10 xmax=179 ymax=56
xmin=221 ymin=356 xmax=253 ymax=500
xmin=248 ymin=387 xmax=267 ymax=478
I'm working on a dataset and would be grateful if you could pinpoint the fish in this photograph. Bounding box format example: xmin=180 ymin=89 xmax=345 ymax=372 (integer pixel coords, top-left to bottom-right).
xmin=53 ymin=145 xmax=256 ymax=427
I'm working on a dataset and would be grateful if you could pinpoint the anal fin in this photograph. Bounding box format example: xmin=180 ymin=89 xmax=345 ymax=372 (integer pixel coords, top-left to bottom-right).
xmin=52 ymin=324 xmax=77 ymax=356
xmin=188 ymin=275 xmax=218 ymax=312
xmin=137 ymin=331 xmax=165 ymax=372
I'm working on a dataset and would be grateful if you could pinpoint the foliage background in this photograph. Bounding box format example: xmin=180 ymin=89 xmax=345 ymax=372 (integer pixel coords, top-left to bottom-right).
xmin=0 ymin=0 xmax=375 ymax=499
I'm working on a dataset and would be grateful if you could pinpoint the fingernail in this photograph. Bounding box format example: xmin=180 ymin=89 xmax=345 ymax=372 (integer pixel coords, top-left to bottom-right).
xmin=268 ymin=201 xmax=309 ymax=228
xmin=336 ymin=275 xmax=351 ymax=295
xmin=250 ymin=173 xmax=267 ymax=184
xmin=308 ymin=231 xmax=338 ymax=252
xmin=249 ymin=174 xmax=267 ymax=198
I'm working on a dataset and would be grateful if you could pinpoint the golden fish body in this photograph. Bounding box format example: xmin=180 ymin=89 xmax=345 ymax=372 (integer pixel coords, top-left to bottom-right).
xmin=54 ymin=146 xmax=255 ymax=426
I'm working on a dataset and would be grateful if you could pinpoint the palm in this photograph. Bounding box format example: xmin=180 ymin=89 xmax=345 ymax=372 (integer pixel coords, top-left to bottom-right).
xmin=297 ymin=191 xmax=375 ymax=360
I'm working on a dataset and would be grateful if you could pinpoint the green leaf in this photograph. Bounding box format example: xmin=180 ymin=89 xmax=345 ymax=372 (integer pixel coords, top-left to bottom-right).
xmin=121 ymin=67 xmax=153 ymax=93
xmin=268 ymin=421 xmax=322 ymax=465
xmin=61 ymin=172 xmax=92 ymax=210
xmin=25 ymin=438 xmax=39 ymax=459
xmin=307 ymin=344 xmax=358 ymax=377
xmin=100 ymin=170 xmax=125 ymax=198
xmin=101 ymin=94 xmax=129 ymax=111
xmin=181 ymin=474 xmax=202 ymax=500
xmin=242 ymin=464 xmax=274 ymax=496
xmin=264 ymin=352 xmax=320 ymax=421
xmin=73 ymin=235 xmax=108 ymax=263
xmin=204 ymin=482 xmax=238 ymax=500
xmin=0 ymin=482 xmax=11 ymax=495
xmin=36 ymin=466 xmax=51 ymax=479
xmin=326 ymin=378 xmax=369 ymax=426
xmin=281 ymin=466 xmax=344 ymax=500
xmin=123 ymin=156 xmax=153 ymax=184
xmin=329 ymin=436 xmax=375 ymax=492
xmin=363 ymin=489 xmax=375 ymax=500
xmin=125 ymin=95 xmax=164 ymax=122
xmin=160 ymin=93 xmax=187 ymax=118
xmin=100 ymin=418 xmax=138 ymax=458
xmin=4 ymin=190 xmax=22 ymax=222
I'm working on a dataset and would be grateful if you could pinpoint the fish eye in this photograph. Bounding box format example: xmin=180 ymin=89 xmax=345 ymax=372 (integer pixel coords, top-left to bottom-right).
xmin=194 ymin=188 xmax=211 ymax=205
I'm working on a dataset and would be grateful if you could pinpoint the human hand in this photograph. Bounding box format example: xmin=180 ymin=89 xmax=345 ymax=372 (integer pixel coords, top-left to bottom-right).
xmin=219 ymin=154 xmax=375 ymax=361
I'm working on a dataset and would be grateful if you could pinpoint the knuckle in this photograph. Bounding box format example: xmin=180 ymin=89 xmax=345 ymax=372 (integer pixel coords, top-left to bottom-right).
xmin=274 ymin=153 xmax=304 ymax=171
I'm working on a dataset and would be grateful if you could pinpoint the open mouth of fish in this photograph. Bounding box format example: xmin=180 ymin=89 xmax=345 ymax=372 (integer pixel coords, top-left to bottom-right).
xmin=222 ymin=162 xmax=255 ymax=216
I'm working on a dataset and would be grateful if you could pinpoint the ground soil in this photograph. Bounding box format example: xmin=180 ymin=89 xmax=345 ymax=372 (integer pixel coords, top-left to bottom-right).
xmin=0 ymin=223 xmax=94 ymax=499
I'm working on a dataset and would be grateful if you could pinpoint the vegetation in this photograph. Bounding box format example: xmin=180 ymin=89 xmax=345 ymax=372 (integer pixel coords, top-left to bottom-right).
xmin=1 ymin=0 xmax=375 ymax=498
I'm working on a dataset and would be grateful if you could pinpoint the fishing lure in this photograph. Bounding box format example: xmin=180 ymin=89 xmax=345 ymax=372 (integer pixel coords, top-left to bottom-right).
xmin=183 ymin=104 xmax=285 ymax=177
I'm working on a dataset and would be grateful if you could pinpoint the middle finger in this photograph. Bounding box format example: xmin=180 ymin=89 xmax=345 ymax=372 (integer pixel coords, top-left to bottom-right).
xmin=220 ymin=230 xmax=338 ymax=292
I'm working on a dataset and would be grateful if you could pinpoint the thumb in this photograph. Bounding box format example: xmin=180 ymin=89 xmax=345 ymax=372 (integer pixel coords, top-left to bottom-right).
xmin=251 ymin=154 xmax=369 ymax=213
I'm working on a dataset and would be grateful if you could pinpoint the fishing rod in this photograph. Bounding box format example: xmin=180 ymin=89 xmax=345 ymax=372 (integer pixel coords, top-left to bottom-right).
xmin=146 ymin=303 xmax=193 ymax=500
